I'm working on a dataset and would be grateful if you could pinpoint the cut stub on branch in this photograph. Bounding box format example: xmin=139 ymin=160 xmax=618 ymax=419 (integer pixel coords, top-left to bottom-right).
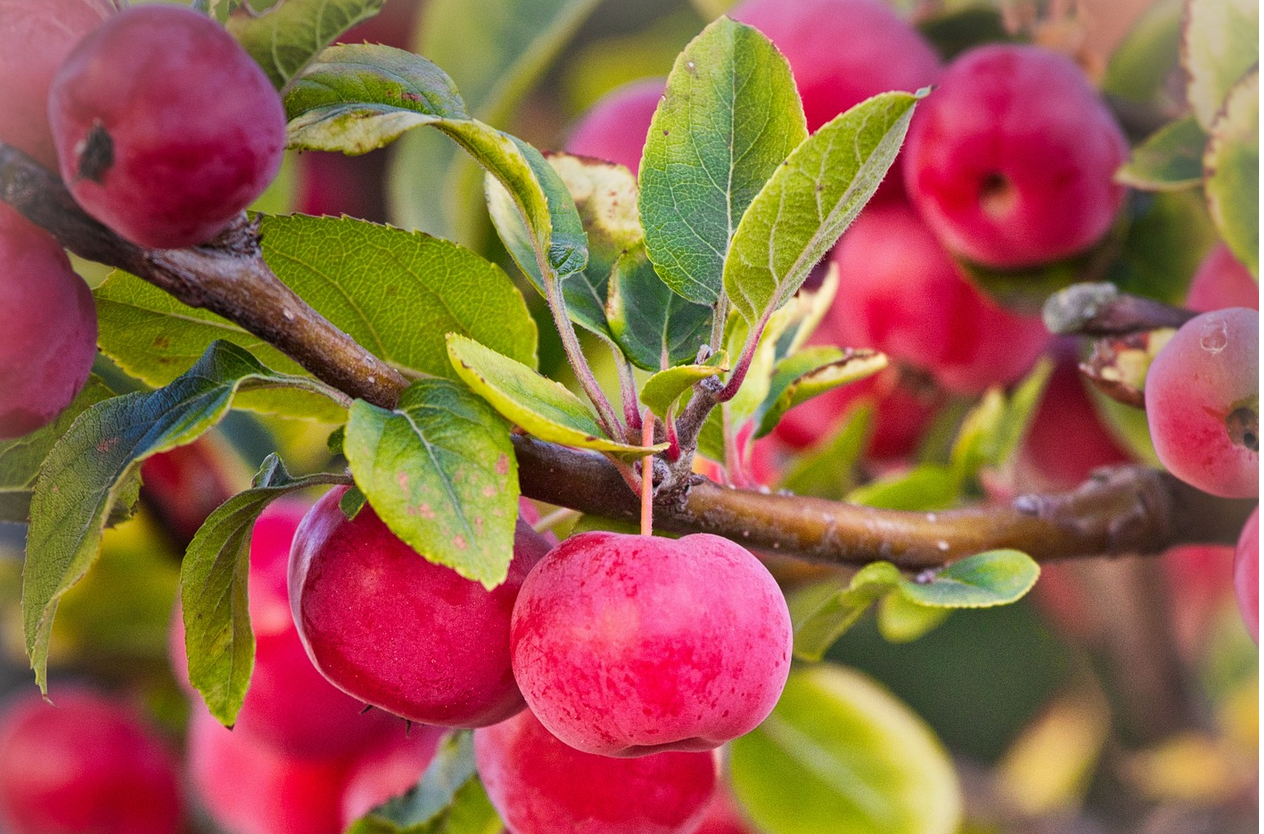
xmin=1080 ymin=329 xmax=1176 ymax=408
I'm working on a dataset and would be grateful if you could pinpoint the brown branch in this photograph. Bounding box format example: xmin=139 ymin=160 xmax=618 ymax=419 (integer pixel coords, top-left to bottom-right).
xmin=0 ymin=144 xmax=407 ymax=409
xmin=3 ymin=142 xmax=1252 ymax=569
xmin=1043 ymin=282 xmax=1196 ymax=337
xmin=514 ymin=438 xmax=1253 ymax=567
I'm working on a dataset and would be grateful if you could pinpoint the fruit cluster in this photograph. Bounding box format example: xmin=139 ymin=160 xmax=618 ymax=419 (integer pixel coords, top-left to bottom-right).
xmin=0 ymin=0 xmax=284 ymax=438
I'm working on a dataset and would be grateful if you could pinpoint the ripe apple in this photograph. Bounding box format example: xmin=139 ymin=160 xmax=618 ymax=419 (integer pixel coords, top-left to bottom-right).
xmin=1234 ymin=508 xmax=1258 ymax=643
xmin=511 ymin=531 xmax=792 ymax=757
xmin=565 ymin=78 xmax=666 ymax=174
xmin=0 ymin=211 xmax=97 ymax=439
xmin=474 ymin=708 xmax=719 ymax=834
xmin=732 ymin=0 xmax=941 ymax=201
xmin=903 ymin=43 xmax=1128 ymax=268
xmin=339 ymin=726 xmax=445 ymax=826
xmin=0 ymin=688 xmax=182 ymax=834
xmin=288 ymin=487 xmax=552 ymax=727
xmin=171 ymin=499 xmax=399 ymax=760
xmin=1185 ymin=243 xmax=1260 ymax=313
xmin=186 ymin=705 xmax=347 ymax=834
xmin=827 ymin=201 xmax=1049 ymax=393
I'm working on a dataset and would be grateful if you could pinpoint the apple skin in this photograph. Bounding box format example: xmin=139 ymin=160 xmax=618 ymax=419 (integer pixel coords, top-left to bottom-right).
xmin=0 ymin=212 xmax=97 ymax=439
xmin=0 ymin=0 xmax=113 ymax=170
xmin=827 ymin=201 xmax=1048 ymax=394
xmin=339 ymin=725 xmax=445 ymax=827
xmin=1234 ymin=508 xmax=1258 ymax=643
xmin=48 ymin=5 xmax=286 ymax=248
xmin=903 ymin=43 xmax=1128 ymax=268
xmin=187 ymin=706 xmax=347 ymax=834
xmin=171 ymin=499 xmax=399 ymax=760
xmin=511 ymin=531 xmax=792 ymax=758
xmin=0 ymin=688 xmax=182 ymax=834
xmin=288 ymin=486 xmax=552 ymax=728
xmin=474 ymin=708 xmax=718 ymax=834
xmin=1014 ymin=352 xmax=1132 ymax=492
xmin=565 ymin=78 xmax=666 ymax=174
xmin=1185 ymin=243 xmax=1260 ymax=313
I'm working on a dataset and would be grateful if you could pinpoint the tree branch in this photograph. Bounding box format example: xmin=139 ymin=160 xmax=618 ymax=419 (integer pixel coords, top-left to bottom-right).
xmin=3 ymin=142 xmax=1251 ymax=569
xmin=0 ymin=144 xmax=408 ymax=409
xmin=1043 ymin=282 xmax=1196 ymax=337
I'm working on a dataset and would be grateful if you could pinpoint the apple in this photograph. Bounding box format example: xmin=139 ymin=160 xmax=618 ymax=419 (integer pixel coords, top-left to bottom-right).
xmin=511 ymin=531 xmax=792 ymax=757
xmin=0 ymin=688 xmax=182 ymax=834
xmin=288 ymin=487 xmax=552 ymax=727
xmin=903 ymin=43 xmax=1128 ymax=268
xmin=474 ymin=708 xmax=718 ymax=834
xmin=565 ymin=78 xmax=666 ymax=174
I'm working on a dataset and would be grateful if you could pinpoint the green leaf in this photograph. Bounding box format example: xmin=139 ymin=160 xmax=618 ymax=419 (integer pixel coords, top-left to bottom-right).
xmin=286 ymin=47 xmax=589 ymax=283
xmin=1204 ymin=68 xmax=1259 ymax=278
xmin=0 ymin=378 xmax=114 ymax=523
xmin=1107 ymin=190 xmax=1219 ymax=304
xmin=639 ymin=17 xmax=807 ymax=304
xmin=284 ymin=44 xmax=469 ymax=152
xmin=1103 ymin=0 xmax=1183 ymax=103
xmin=900 ymin=550 xmax=1040 ymax=609
xmin=94 ymin=216 xmax=537 ymax=417
xmin=486 ymin=154 xmax=637 ymax=341
xmin=724 ymin=90 xmax=923 ymax=328
xmin=227 ymin=0 xmax=387 ymax=91
xmin=1181 ymin=0 xmax=1259 ymax=131
xmin=789 ymin=563 xmax=903 ymax=662
xmin=789 ymin=550 xmax=1038 ymax=661
xmin=347 ymin=732 xmax=501 ymax=834
xmin=448 ymin=335 xmax=660 ymax=458
xmin=389 ymin=0 xmax=601 ymax=242
xmin=778 ymin=401 xmax=873 ymax=499
xmin=876 ymin=593 xmax=950 ymax=644
xmin=639 ymin=363 xmax=725 ymax=421
xmin=731 ymin=665 xmax=961 ymax=834
xmin=754 ymin=347 xmax=886 ymax=439
xmin=846 ymin=465 xmax=959 ymax=512
xmin=23 ymin=342 xmax=312 ymax=691
xmin=344 ymin=380 xmax=519 ymax=588
xmin=181 ymin=456 xmax=349 ymax=727
xmin=606 ymin=244 xmax=715 ymax=371
xmin=949 ymin=359 xmax=1052 ymax=484
xmin=1116 ymin=117 xmax=1207 ymax=191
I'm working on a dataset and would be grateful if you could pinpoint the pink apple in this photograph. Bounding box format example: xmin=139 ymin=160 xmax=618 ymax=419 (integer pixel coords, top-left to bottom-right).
xmin=1186 ymin=243 xmax=1259 ymax=313
xmin=474 ymin=708 xmax=718 ymax=834
xmin=1234 ymin=508 xmax=1258 ymax=643
xmin=565 ymin=78 xmax=665 ymax=174
xmin=0 ymin=210 xmax=97 ymax=439
xmin=827 ymin=201 xmax=1049 ymax=393
xmin=288 ymin=487 xmax=552 ymax=727
xmin=171 ymin=499 xmax=399 ymax=760
xmin=0 ymin=688 xmax=182 ymax=834
xmin=187 ymin=706 xmax=347 ymax=834
xmin=511 ymin=531 xmax=792 ymax=757
xmin=339 ymin=726 xmax=444 ymax=826
xmin=903 ymin=43 xmax=1128 ymax=268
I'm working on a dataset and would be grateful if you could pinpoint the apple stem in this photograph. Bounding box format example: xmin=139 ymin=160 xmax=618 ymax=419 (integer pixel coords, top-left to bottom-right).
xmin=531 ymin=506 xmax=580 ymax=534
xmin=640 ymin=408 xmax=655 ymax=536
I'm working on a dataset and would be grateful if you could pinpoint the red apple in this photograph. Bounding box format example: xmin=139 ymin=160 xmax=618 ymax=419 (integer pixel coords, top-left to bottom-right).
xmin=288 ymin=487 xmax=552 ymax=727
xmin=565 ymin=78 xmax=666 ymax=174
xmin=903 ymin=43 xmax=1128 ymax=268
xmin=171 ymin=499 xmax=399 ymax=760
xmin=474 ymin=708 xmax=718 ymax=834
xmin=0 ymin=688 xmax=182 ymax=834
xmin=827 ymin=201 xmax=1049 ymax=393
xmin=511 ymin=531 xmax=792 ymax=757
xmin=187 ymin=706 xmax=347 ymax=834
